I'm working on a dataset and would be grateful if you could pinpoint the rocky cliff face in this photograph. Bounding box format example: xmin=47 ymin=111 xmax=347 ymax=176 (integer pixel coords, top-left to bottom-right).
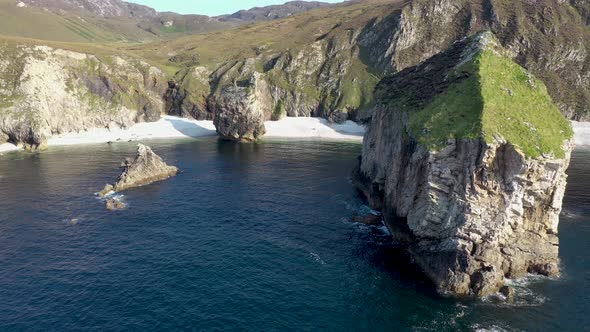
xmin=1 ymin=0 xmax=587 ymax=145
xmin=0 ymin=41 xmax=166 ymax=149
xmin=353 ymin=32 xmax=574 ymax=296
xmin=211 ymin=73 xmax=272 ymax=141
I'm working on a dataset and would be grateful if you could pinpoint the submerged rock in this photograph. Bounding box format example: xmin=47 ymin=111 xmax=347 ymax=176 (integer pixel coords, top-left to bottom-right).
xmin=211 ymin=73 xmax=272 ymax=141
xmin=106 ymin=198 xmax=127 ymax=211
xmin=99 ymin=144 xmax=178 ymax=197
xmin=352 ymin=32 xmax=574 ymax=297
xmin=351 ymin=213 xmax=383 ymax=226
xmin=499 ymin=286 xmax=516 ymax=303
xmin=98 ymin=184 xmax=114 ymax=197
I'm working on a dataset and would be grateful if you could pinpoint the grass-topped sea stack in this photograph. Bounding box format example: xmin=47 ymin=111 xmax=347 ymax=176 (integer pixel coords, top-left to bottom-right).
xmin=353 ymin=32 xmax=574 ymax=297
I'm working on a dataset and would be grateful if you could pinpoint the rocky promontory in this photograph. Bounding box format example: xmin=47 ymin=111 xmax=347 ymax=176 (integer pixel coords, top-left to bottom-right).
xmin=353 ymin=32 xmax=574 ymax=297
xmin=100 ymin=144 xmax=178 ymax=196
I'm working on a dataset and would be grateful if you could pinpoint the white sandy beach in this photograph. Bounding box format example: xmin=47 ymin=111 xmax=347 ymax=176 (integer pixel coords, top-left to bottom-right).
xmin=2 ymin=117 xmax=589 ymax=154
xmin=0 ymin=116 xmax=365 ymax=153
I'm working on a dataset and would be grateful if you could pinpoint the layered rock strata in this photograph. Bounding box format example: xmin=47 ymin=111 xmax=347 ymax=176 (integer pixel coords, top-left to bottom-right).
xmin=353 ymin=32 xmax=574 ymax=296
xmin=0 ymin=43 xmax=166 ymax=150
xmin=211 ymin=73 xmax=272 ymax=141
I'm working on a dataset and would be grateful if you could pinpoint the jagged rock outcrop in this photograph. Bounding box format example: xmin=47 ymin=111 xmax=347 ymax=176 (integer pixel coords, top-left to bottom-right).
xmin=105 ymin=144 xmax=178 ymax=192
xmin=106 ymin=198 xmax=127 ymax=210
xmin=165 ymin=66 xmax=213 ymax=120
xmin=353 ymin=32 xmax=574 ymax=296
xmin=211 ymin=73 xmax=272 ymax=141
xmin=2 ymin=0 xmax=588 ymax=146
xmin=0 ymin=42 xmax=166 ymax=149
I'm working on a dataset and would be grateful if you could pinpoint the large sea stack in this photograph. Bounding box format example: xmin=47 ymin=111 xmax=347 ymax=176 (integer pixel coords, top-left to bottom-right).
xmin=211 ymin=73 xmax=272 ymax=141
xmin=353 ymin=32 xmax=574 ymax=296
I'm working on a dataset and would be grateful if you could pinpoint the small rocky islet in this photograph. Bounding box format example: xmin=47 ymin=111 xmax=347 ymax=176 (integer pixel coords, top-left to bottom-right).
xmin=99 ymin=144 xmax=178 ymax=210
xmin=0 ymin=0 xmax=587 ymax=300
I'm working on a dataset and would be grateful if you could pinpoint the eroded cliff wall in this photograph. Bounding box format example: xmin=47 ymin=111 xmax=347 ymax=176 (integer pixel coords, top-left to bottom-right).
xmin=353 ymin=32 xmax=574 ymax=296
xmin=0 ymin=42 xmax=166 ymax=149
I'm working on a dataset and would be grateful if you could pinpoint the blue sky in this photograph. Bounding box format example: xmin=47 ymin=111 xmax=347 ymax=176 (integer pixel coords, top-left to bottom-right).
xmin=131 ymin=0 xmax=343 ymax=16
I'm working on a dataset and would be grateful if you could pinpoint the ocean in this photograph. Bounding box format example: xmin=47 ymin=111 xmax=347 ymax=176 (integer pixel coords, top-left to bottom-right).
xmin=0 ymin=138 xmax=588 ymax=331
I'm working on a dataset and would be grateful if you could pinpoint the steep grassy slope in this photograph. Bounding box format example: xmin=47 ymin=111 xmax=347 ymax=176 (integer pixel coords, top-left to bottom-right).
xmin=134 ymin=0 xmax=405 ymax=121
xmin=378 ymin=32 xmax=572 ymax=158
xmin=4 ymin=0 xmax=341 ymax=43
xmin=355 ymin=32 xmax=574 ymax=298
xmin=0 ymin=0 xmax=587 ymax=148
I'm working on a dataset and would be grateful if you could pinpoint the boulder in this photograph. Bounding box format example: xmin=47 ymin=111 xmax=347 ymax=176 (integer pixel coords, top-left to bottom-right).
xmin=499 ymin=286 xmax=516 ymax=303
xmin=98 ymin=184 xmax=114 ymax=197
xmin=351 ymin=213 xmax=383 ymax=226
xmin=98 ymin=144 xmax=178 ymax=200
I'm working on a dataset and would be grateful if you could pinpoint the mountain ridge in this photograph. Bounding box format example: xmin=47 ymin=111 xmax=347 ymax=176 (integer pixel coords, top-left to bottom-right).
xmin=16 ymin=0 xmax=338 ymax=39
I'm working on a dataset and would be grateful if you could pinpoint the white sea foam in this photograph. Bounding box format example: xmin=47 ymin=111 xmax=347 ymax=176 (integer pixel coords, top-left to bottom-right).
xmin=0 ymin=143 xmax=20 ymax=153
xmin=309 ymin=252 xmax=326 ymax=265
xmin=471 ymin=324 xmax=511 ymax=332
xmin=480 ymin=274 xmax=550 ymax=307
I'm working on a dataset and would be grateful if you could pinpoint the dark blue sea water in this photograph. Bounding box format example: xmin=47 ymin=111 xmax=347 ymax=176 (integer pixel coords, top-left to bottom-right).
xmin=0 ymin=139 xmax=588 ymax=331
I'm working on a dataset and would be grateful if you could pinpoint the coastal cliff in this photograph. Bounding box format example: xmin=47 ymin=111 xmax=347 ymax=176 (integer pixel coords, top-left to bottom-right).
xmin=353 ymin=32 xmax=574 ymax=296
xmin=0 ymin=41 xmax=166 ymax=149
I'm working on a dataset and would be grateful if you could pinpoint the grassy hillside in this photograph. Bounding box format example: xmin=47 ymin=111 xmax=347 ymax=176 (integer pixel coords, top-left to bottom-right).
xmin=0 ymin=0 xmax=158 ymax=42
xmin=129 ymin=0 xmax=404 ymax=70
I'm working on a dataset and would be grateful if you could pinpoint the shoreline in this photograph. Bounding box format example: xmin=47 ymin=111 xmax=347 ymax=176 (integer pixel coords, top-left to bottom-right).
xmin=0 ymin=116 xmax=365 ymax=153
xmin=2 ymin=118 xmax=589 ymax=154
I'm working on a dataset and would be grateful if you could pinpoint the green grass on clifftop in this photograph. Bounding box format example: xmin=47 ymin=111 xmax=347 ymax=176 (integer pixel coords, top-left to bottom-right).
xmin=387 ymin=34 xmax=573 ymax=159
xmin=479 ymin=51 xmax=573 ymax=158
